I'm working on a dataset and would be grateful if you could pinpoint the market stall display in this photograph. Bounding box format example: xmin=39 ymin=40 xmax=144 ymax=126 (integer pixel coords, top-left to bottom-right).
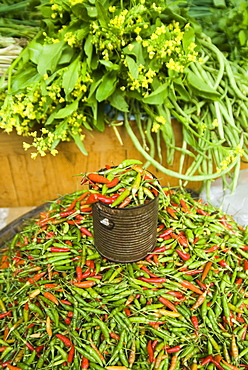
xmin=1 ymin=0 xmax=248 ymax=197
xmin=1 ymin=160 xmax=248 ymax=369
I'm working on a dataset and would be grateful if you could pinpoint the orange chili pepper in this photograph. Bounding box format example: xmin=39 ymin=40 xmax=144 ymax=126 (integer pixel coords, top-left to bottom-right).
xmin=43 ymin=292 xmax=59 ymax=305
xmin=201 ymin=261 xmax=213 ymax=282
xmin=46 ymin=316 xmax=52 ymax=337
xmin=73 ymin=280 xmax=96 ymax=288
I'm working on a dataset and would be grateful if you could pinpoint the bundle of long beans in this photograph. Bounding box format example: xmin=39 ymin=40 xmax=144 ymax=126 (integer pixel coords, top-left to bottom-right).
xmin=1 ymin=160 xmax=248 ymax=370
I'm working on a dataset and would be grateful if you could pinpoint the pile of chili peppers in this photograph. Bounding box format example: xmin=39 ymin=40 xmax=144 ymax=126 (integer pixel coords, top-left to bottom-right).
xmin=1 ymin=159 xmax=248 ymax=370
xmin=79 ymin=159 xmax=159 ymax=209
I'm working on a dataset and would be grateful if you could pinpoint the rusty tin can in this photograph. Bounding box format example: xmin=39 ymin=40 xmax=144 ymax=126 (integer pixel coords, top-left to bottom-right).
xmin=92 ymin=195 xmax=159 ymax=263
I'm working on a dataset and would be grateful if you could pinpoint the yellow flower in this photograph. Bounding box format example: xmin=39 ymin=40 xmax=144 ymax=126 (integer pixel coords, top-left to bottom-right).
xmin=31 ymin=152 xmax=38 ymax=159
xmin=51 ymin=149 xmax=58 ymax=156
xmin=23 ymin=142 xmax=31 ymax=151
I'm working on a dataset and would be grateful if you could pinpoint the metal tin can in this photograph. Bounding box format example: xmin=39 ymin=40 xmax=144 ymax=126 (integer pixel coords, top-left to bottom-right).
xmin=92 ymin=195 xmax=159 ymax=263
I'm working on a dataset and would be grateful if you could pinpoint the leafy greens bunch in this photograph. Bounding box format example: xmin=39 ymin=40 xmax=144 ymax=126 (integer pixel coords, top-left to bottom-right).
xmin=0 ymin=0 xmax=248 ymax=195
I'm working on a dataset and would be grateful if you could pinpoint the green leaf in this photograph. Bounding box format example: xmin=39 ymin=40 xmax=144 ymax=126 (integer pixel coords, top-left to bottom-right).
xmin=84 ymin=35 xmax=93 ymax=68
xmin=99 ymin=60 xmax=120 ymax=71
xmin=142 ymin=84 xmax=168 ymax=105
xmin=109 ymin=89 xmax=129 ymax=112
xmin=93 ymin=102 xmax=105 ymax=131
xmin=182 ymin=27 xmax=195 ymax=54
xmin=95 ymin=0 xmax=110 ymax=27
xmin=95 ymin=71 xmax=118 ymax=102
xmin=84 ymin=4 xmax=97 ymax=17
xmin=28 ymin=40 xmax=44 ymax=65
xmin=123 ymin=42 xmax=145 ymax=65
xmin=54 ymin=100 xmax=79 ymax=119
xmin=71 ymin=3 xmax=89 ymax=20
xmin=239 ymin=30 xmax=246 ymax=46
xmin=186 ymin=69 xmax=220 ymax=100
xmin=58 ymin=48 xmax=75 ymax=65
xmin=37 ymin=42 xmax=64 ymax=75
xmin=70 ymin=132 xmax=88 ymax=155
xmin=62 ymin=55 xmax=81 ymax=97
xmin=126 ymin=56 xmax=139 ymax=80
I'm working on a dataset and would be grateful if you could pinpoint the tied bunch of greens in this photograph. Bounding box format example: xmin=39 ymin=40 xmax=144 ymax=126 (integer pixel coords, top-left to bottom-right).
xmin=0 ymin=0 xmax=248 ymax=194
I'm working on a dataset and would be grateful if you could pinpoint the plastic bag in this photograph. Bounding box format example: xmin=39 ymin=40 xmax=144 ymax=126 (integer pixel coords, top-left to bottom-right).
xmin=200 ymin=169 xmax=248 ymax=226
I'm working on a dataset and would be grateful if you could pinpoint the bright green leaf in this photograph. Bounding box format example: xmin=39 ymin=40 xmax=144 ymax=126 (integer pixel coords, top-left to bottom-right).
xmin=54 ymin=100 xmax=79 ymax=119
xmin=126 ymin=56 xmax=139 ymax=80
xmin=62 ymin=55 xmax=81 ymax=97
xmin=109 ymin=89 xmax=129 ymax=112
xmin=186 ymin=70 xmax=220 ymax=100
xmin=70 ymin=131 xmax=88 ymax=155
xmin=142 ymin=84 xmax=168 ymax=105
xmin=37 ymin=42 xmax=64 ymax=75
xmin=95 ymin=71 xmax=118 ymax=102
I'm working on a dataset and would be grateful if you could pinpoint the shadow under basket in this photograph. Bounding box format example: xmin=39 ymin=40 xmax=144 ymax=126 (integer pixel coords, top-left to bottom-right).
xmin=92 ymin=195 xmax=159 ymax=263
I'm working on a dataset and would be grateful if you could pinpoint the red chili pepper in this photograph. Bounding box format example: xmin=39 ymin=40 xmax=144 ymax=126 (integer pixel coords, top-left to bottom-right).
xmin=220 ymin=216 xmax=233 ymax=229
xmin=80 ymin=227 xmax=93 ymax=237
xmin=195 ymin=279 xmax=207 ymax=291
xmin=159 ymin=228 xmax=173 ymax=238
xmin=196 ymin=209 xmax=210 ymax=216
xmin=110 ymin=332 xmax=120 ymax=340
xmin=85 ymin=259 xmax=95 ymax=269
xmin=59 ymin=210 xmax=76 ymax=218
xmin=55 ymin=334 xmax=72 ymax=347
xmin=140 ymin=266 xmax=160 ymax=278
xmin=68 ymin=344 xmax=75 ymax=363
xmin=28 ymin=271 xmax=46 ymax=284
xmin=166 ymin=345 xmax=181 ymax=353
xmin=211 ymin=359 xmax=225 ymax=370
xmin=118 ymin=195 xmax=132 ymax=208
xmin=200 ymin=355 xmax=213 ymax=366
xmin=80 ymin=206 xmax=92 ymax=213
xmin=214 ymin=256 xmax=230 ymax=268
xmin=76 ymin=266 xmax=83 ymax=281
xmin=81 ymin=356 xmax=89 ymax=369
xmin=191 ymin=315 xmax=199 ymax=335
xmin=97 ymin=194 xmax=114 ymax=204
xmin=147 ymin=340 xmax=154 ymax=363
xmin=138 ymin=277 xmax=166 ymax=283
xmin=73 ymin=281 xmax=96 ymax=288
xmin=43 ymin=292 xmax=59 ymax=305
xmin=146 ymin=246 xmax=166 ymax=259
xmin=175 ymin=249 xmax=190 ymax=261
xmin=204 ymin=245 xmax=219 ymax=253
xmin=60 ymin=300 xmax=72 ymax=305
xmin=158 ymin=297 xmax=178 ymax=312
xmin=171 ymin=232 xmax=188 ymax=248
xmin=87 ymin=173 xmax=110 ymax=184
xmin=85 ymin=193 xmax=99 ymax=204
xmin=183 ymin=269 xmax=203 ymax=275
xmin=180 ymin=199 xmax=188 ymax=209
xmin=25 ymin=341 xmax=36 ymax=351
xmin=166 ymin=207 xmax=178 ymax=219
xmin=167 ymin=291 xmax=184 ymax=298
xmin=180 ymin=280 xmax=203 ymax=295
xmin=0 ymin=311 xmax=11 ymax=319
xmin=244 ymin=260 xmax=248 ymax=271
xmin=106 ymin=177 xmax=120 ymax=188
xmin=50 ymin=247 xmax=71 ymax=253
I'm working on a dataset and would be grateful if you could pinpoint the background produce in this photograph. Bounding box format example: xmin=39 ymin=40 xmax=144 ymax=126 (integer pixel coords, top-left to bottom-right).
xmin=1 ymin=160 xmax=248 ymax=369
xmin=0 ymin=0 xmax=248 ymax=197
